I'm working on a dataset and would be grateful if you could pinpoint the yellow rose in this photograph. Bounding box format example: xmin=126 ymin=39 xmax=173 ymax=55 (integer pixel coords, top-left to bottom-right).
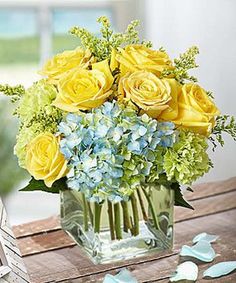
xmin=116 ymin=45 xmax=174 ymax=77
xmin=39 ymin=48 xmax=92 ymax=83
xmin=26 ymin=133 xmax=68 ymax=187
xmin=172 ymin=84 xmax=220 ymax=136
xmin=118 ymin=70 xmax=180 ymax=117
xmin=52 ymin=59 xmax=114 ymax=112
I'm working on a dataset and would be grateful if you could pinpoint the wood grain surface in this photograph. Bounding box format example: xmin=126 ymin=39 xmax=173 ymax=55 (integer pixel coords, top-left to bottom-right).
xmin=13 ymin=177 xmax=236 ymax=283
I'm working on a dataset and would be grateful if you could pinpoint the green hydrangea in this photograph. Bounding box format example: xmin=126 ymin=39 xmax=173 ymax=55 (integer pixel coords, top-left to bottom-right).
xmin=163 ymin=131 xmax=211 ymax=185
xmin=14 ymin=122 xmax=43 ymax=168
xmin=15 ymin=80 xmax=63 ymax=167
xmin=17 ymin=79 xmax=59 ymax=123
xmin=147 ymin=149 xmax=165 ymax=183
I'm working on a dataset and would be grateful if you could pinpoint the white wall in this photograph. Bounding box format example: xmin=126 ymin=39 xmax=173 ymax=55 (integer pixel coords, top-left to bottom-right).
xmin=144 ymin=0 xmax=236 ymax=182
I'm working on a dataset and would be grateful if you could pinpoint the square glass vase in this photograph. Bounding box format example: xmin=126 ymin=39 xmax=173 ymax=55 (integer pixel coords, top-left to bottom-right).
xmin=60 ymin=184 xmax=174 ymax=264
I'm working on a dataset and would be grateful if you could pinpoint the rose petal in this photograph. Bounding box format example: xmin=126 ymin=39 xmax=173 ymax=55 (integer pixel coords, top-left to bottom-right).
xmin=170 ymin=261 xmax=198 ymax=282
xmin=192 ymin=232 xmax=219 ymax=244
xmin=203 ymin=261 xmax=236 ymax=278
xmin=180 ymin=240 xmax=216 ymax=262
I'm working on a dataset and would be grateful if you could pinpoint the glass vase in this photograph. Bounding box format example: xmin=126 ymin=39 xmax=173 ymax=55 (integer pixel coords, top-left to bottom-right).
xmin=60 ymin=184 xmax=174 ymax=264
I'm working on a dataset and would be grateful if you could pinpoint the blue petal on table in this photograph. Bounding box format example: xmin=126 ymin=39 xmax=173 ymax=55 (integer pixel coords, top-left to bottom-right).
xmin=170 ymin=261 xmax=198 ymax=282
xmin=103 ymin=269 xmax=138 ymax=283
xmin=192 ymin=232 xmax=218 ymax=244
xmin=203 ymin=261 xmax=236 ymax=278
xmin=180 ymin=240 xmax=216 ymax=262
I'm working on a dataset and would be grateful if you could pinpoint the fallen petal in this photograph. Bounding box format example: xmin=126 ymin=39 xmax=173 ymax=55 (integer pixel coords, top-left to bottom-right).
xmin=180 ymin=240 xmax=216 ymax=262
xmin=103 ymin=274 xmax=118 ymax=283
xmin=193 ymin=232 xmax=218 ymax=244
xmin=203 ymin=261 xmax=236 ymax=278
xmin=115 ymin=269 xmax=138 ymax=282
xmin=103 ymin=269 xmax=138 ymax=283
xmin=170 ymin=261 xmax=198 ymax=282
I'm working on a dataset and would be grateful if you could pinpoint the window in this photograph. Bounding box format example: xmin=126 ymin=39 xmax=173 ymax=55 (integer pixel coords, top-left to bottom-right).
xmin=52 ymin=8 xmax=114 ymax=54
xmin=0 ymin=9 xmax=39 ymax=65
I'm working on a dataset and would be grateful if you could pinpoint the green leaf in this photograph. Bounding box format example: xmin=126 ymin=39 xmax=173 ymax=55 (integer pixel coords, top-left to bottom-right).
xmin=172 ymin=183 xmax=194 ymax=210
xmin=20 ymin=177 xmax=68 ymax=194
xmin=186 ymin=187 xmax=194 ymax=193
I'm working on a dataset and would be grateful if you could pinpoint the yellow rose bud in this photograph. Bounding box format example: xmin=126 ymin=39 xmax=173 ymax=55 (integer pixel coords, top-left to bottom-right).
xmin=173 ymin=84 xmax=220 ymax=136
xmin=118 ymin=70 xmax=180 ymax=117
xmin=52 ymin=59 xmax=114 ymax=112
xmin=25 ymin=133 xmax=68 ymax=187
xmin=39 ymin=48 xmax=92 ymax=83
xmin=110 ymin=48 xmax=119 ymax=72
xmin=116 ymin=44 xmax=174 ymax=77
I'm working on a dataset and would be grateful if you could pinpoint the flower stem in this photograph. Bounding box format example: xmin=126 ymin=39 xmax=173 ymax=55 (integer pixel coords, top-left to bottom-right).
xmin=107 ymin=200 xmax=115 ymax=240
xmin=87 ymin=201 xmax=94 ymax=226
xmin=94 ymin=202 xmax=102 ymax=233
xmin=130 ymin=193 xmax=139 ymax=236
xmin=142 ymin=186 xmax=160 ymax=230
xmin=114 ymin=203 xmax=122 ymax=240
xmin=121 ymin=201 xmax=132 ymax=233
xmin=82 ymin=193 xmax=88 ymax=231
xmin=137 ymin=187 xmax=148 ymax=221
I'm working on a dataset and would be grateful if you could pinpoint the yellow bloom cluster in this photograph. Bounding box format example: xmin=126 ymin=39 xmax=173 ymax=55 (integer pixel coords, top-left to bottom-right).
xmin=114 ymin=45 xmax=220 ymax=136
xmin=27 ymin=41 xmax=219 ymax=187
xmin=40 ymin=44 xmax=219 ymax=136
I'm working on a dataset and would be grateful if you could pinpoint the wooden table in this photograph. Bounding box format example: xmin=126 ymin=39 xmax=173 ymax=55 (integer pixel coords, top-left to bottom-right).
xmin=13 ymin=178 xmax=236 ymax=283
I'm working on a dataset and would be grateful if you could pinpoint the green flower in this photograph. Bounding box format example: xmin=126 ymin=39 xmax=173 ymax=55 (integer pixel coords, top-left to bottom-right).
xmin=163 ymin=131 xmax=211 ymax=185
xmin=14 ymin=122 xmax=44 ymax=168
xmin=17 ymin=79 xmax=58 ymax=123
xmin=15 ymin=80 xmax=63 ymax=167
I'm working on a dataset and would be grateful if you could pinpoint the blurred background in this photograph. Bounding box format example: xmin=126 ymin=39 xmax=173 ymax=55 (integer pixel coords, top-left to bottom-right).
xmin=0 ymin=0 xmax=235 ymax=226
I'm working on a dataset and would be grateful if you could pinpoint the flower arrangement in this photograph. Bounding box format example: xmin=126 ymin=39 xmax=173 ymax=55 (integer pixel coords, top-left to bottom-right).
xmin=1 ymin=17 xmax=236 ymax=262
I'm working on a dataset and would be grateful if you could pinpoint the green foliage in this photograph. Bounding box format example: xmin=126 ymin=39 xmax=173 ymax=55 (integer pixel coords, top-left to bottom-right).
xmin=20 ymin=177 xmax=68 ymax=194
xmin=70 ymin=16 xmax=152 ymax=61
xmin=210 ymin=115 xmax=236 ymax=150
xmin=162 ymin=46 xmax=199 ymax=84
xmin=171 ymin=183 xmax=194 ymax=210
xmin=206 ymin=90 xmax=214 ymax=99
xmin=0 ymin=84 xmax=25 ymax=103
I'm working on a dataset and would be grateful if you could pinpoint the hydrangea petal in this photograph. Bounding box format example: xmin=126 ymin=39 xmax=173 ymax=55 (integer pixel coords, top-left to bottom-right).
xmin=170 ymin=261 xmax=198 ymax=282
xmin=203 ymin=261 xmax=236 ymax=278
xmin=138 ymin=125 xmax=147 ymax=136
xmin=103 ymin=269 xmax=138 ymax=283
xmin=180 ymin=240 xmax=216 ymax=262
xmin=127 ymin=141 xmax=140 ymax=152
xmin=192 ymin=232 xmax=219 ymax=244
xmin=58 ymin=101 xmax=176 ymax=202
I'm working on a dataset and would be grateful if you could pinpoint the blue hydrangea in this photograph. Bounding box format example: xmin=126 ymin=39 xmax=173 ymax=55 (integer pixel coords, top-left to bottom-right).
xmin=58 ymin=101 xmax=176 ymax=202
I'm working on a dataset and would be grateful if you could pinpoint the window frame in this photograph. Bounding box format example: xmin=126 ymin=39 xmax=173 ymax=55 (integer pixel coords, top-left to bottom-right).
xmin=0 ymin=0 xmax=138 ymax=64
